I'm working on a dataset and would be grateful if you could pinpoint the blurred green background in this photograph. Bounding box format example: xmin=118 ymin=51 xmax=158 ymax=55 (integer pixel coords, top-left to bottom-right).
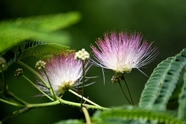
xmin=0 ymin=0 xmax=186 ymax=124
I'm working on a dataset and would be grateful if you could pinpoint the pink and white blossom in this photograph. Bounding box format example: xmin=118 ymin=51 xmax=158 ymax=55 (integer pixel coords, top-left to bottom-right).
xmin=37 ymin=52 xmax=89 ymax=95
xmin=91 ymin=32 xmax=158 ymax=74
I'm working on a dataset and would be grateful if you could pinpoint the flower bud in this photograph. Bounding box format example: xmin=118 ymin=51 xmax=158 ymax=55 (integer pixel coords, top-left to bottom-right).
xmin=0 ymin=57 xmax=6 ymax=69
xmin=35 ymin=60 xmax=46 ymax=70
xmin=14 ymin=68 xmax=23 ymax=77
xmin=75 ymin=48 xmax=90 ymax=60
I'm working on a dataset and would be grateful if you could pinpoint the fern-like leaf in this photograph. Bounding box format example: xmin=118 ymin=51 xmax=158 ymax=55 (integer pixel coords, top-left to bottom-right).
xmin=177 ymin=49 xmax=186 ymax=120
xmin=153 ymin=49 xmax=186 ymax=110
xmin=93 ymin=106 xmax=183 ymax=124
xmin=16 ymin=41 xmax=71 ymax=59
xmin=139 ymin=49 xmax=186 ymax=111
xmin=0 ymin=41 xmax=70 ymax=72
xmin=139 ymin=57 xmax=174 ymax=108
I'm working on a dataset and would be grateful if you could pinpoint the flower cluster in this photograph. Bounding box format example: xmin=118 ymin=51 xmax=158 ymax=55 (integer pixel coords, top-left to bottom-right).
xmin=35 ymin=60 xmax=46 ymax=70
xmin=91 ymin=32 xmax=158 ymax=74
xmin=14 ymin=68 xmax=23 ymax=78
xmin=36 ymin=31 xmax=158 ymax=95
xmin=75 ymin=48 xmax=90 ymax=60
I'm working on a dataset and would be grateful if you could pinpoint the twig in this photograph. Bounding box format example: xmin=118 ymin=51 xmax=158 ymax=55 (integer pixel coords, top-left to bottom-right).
xmin=82 ymin=106 xmax=91 ymax=124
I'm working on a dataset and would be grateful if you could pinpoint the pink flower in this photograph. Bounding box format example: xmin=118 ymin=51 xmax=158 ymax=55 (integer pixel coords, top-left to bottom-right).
xmin=91 ymin=32 xmax=158 ymax=74
xmin=37 ymin=52 xmax=89 ymax=95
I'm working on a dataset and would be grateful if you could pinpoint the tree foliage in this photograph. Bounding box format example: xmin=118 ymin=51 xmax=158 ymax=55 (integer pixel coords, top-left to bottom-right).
xmin=0 ymin=12 xmax=186 ymax=124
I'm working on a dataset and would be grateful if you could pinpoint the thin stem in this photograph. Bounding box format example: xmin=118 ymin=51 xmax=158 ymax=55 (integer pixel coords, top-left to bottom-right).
xmin=57 ymin=97 xmax=108 ymax=110
xmin=0 ymin=68 xmax=5 ymax=91
xmin=3 ymin=97 xmax=107 ymax=112
xmin=27 ymin=100 xmax=60 ymax=108
xmin=122 ymin=74 xmax=134 ymax=105
xmin=82 ymin=106 xmax=91 ymax=124
xmin=1 ymin=101 xmax=60 ymax=123
xmin=22 ymin=75 xmax=54 ymax=101
xmin=0 ymin=98 xmax=23 ymax=107
xmin=16 ymin=60 xmax=50 ymax=88
xmin=6 ymin=90 xmax=28 ymax=105
xmin=1 ymin=107 xmax=30 ymax=123
xmin=118 ymin=82 xmax=132 ymax=105
xmin=69 ymin=89 xmax=101 ymax=107
xmin=81 ymin=61 xmax=85 ymax=106
xmin=1 ymin=97 xmax=108 ymax=123
xmin=42 ymin=68 xmax=57 ymax=100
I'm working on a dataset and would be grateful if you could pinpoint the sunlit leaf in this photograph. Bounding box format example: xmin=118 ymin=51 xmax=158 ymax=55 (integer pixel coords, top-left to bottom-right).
xmin=0 ymin=12 xmax=81 ymax=53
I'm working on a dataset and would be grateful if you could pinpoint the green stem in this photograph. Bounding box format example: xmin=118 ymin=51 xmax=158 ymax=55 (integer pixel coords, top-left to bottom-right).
xmin=82 ymin=106 xmax=91 ymax=124
xmin=57 ymin=97 xmax=108 ymax=110
xmin=6 ymin=90 xmax=28 ymax=105
xmin=69 ymin=89 xmax=101 ymax=107
xmin=22 ymin=75 xmax=54 ymax=101
xmin=118 ymin=82 xmax=132 ymax=105
xmin=42 ymin=68 xmax=57 ymax=100
xmin=1 ymin=101 xmax=60 ymax=123
xmin=1 ymin=107 xmax=30 ymax=123
xmin=0 ymin=98 xmax=23 ymax=107
xmin=27 ymin=100 xmax=60 ymax=108
xmin=1 ymin=97 xmax=107 ymax=123
xmin=81 ymin=61 xmax=85 ymax=106
xmin=16 ymin=60 xmax=50 ymax=88
xmin=0 ymin=68 xmax=5 ymax=91
xmin=122 ymin=74 xmax=134 ymax=105
xmin=22 ymin=98 xmax=108 ymax=111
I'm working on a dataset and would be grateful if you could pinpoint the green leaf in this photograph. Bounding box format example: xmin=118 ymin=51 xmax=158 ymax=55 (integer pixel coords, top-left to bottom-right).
xmin=178 ymin=50 xmax=186 ymax=120
xmin=13 ymin=12 xmax=81 ymax=32
xmin=0 ymin=25 xmax=70 ymax=48
xmin=54 ymin=119 xmax=83 ymax=124
xmin=0 ymin=41 xmax=71 ymax=72
xmin=139 ymin=57 xmax=174 ymax=109
xmin=93 ymin=106 xmax=183 ymax=124
xmin=18 ymin=42 xmax=71 ymax=59
xmin=139 ymin=49 xmax=186 ymax=111
xmin=0 ymin=12 xmax=81 ymax=53
xmin=153 ymin=49 xmax=186 ymax=110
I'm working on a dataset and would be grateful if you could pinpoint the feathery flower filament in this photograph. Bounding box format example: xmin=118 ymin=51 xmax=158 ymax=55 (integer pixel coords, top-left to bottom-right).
xmin=37 ymin=52 xmax=89 ymax=95
xmin=91 ymin=31 xmax=158 ymax=74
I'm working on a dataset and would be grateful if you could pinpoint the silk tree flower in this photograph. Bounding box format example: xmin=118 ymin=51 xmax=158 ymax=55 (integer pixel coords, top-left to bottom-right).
xmin=91 ymin=31 xmax=158 ymax=75
xmin=36 ymin=52 xmax=90 ymax=95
